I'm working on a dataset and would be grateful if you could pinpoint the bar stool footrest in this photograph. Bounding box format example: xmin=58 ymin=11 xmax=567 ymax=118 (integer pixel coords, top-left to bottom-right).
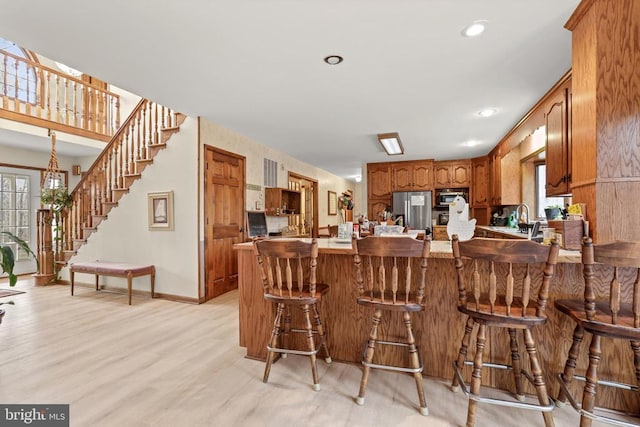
xmin=267 ymin=344 xmax=319 ymax=357
xmin=556 ymin=373 xmax=640 ymax=427
xmin=362 ymin=340 xmax=424 ymax=374
xmin=453 ymin=361 xmax=555 ymax=412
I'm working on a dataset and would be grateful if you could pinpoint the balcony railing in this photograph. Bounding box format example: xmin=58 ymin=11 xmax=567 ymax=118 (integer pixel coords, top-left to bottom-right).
xmin=0 ymin=49 xmax=120 ymax=141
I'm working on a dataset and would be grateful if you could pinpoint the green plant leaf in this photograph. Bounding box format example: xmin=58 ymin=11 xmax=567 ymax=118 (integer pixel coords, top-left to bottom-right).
xmin=0 ymin=245 xmax=17 ymax=287
xmin=1 ymin=231 xmax=38 ymax=270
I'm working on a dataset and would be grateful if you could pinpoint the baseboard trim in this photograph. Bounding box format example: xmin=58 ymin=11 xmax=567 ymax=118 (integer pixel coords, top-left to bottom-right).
xmin=56 ymin=280 xmax=200 ymax=304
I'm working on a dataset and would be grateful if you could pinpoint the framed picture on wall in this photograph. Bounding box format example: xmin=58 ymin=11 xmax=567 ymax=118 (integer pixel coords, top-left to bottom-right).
xmin=328 ymin=191 xmax=337 ymax=215
xmin=148 ymin=191 xmax=174 ymax=230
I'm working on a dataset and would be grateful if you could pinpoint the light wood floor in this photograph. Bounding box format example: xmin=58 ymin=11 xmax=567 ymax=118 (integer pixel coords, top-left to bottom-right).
xmin=0 ymin=279 xmax=609 ymax=426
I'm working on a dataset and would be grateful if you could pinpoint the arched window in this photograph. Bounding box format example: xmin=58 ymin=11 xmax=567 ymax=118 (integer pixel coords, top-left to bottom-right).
xmin=0 ymin=37 xmax=38 ymax=104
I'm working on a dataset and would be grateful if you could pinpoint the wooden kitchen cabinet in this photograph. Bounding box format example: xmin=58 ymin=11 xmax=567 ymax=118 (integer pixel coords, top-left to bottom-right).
xmin=432 ymin=225 xmax=449 ymax=241
xmin=471 ymin=156 xmax=489 ymax=207
xmin=499 ymin=146 xmax=521 ymax=205
xmin=392 ymin=160 xmax=433 ymax=191
xmin=488 ymin=147 xmax=521 ymax=206
xmin=434 ymin=160 xmax=471 ymax=188
xmin=489 ymin=150 xmax=501 ymax=205
xmin=265 ymin=188 xmax=301 ymax=216
xmin=433 ymin=225 xmax=449 ymax=241
xmin=367 ymin=163 xmax=392 ymax=199
xmin=367 ymin=199 xmax=390 ymax=223
xmin=545 ymin=79 xmax=572 ymax=196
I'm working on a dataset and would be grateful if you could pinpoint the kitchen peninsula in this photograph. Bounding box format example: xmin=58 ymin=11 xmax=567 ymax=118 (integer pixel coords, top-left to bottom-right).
xmin=235 ymin=238 xmax=638 ymax=413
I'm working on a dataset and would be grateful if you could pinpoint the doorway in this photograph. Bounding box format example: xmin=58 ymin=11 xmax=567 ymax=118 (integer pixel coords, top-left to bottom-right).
xmin=203 ymin=146 xmax=245 ymax=300
xmin=288 ymin=172 xmax=318 ymax=237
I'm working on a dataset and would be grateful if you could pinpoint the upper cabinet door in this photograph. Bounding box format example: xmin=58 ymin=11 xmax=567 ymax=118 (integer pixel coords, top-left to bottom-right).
xmin=434 ymin=160 xmax=470 ymax=188
xmin=545 ymin=85 xmax=571 ymax=196
xmin=471 ymin=156 xmax=489 ymax=207
xmin=434 ymin=163 xmax=452 ymax=188
xmin=368 ymin=163 xmax=392 ymax=199
xmin=451 ymin=162 xmax=471 ymax=187
xmin=392 ymin=161 xmax=433 ymax=192
xmin=412 ymin=162 xmax=433 ymax=190
xmin=392 ymin=164 xmax=413 ymax=191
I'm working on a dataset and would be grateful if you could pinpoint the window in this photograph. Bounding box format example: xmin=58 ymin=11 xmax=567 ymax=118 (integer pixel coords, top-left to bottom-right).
xmin=0 ymin=37 xmax=38 ymax=104
xmin=0 ymin=173 xmax=30 ymax=260
xmin=535 ymin=163 xmax=566 ymax=219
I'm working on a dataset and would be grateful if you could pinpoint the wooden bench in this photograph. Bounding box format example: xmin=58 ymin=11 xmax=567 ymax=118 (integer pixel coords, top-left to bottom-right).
xmin=70 ymin=261 xmax=156 ymax=305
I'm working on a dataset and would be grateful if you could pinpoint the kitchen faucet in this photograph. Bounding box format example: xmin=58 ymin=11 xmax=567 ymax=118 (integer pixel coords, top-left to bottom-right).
xmin=516 ymin=203 xmax=530 ymax=224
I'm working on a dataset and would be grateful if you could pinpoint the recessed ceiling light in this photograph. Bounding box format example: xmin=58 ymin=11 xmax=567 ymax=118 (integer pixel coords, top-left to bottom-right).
xmin=461 ymin=20 xmax=488 ymax=38
xmin=477 ymin=108 xmax=497 ymax=117
xmin=463 ymin=140 xmax=482 ymax=147
xmin=324 ymin=55 xmax=343 ymax=65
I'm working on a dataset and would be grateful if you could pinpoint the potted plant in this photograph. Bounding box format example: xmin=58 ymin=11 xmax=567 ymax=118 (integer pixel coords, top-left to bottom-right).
xmin=0 ymin=231 xmax=38 ymax=287
xmin=41 ymin=186 xmax=73 ymax=213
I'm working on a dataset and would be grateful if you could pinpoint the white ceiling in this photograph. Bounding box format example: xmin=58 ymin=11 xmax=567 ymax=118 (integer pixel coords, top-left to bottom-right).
xmin=0 ymin=0 xmax=579 ymax=180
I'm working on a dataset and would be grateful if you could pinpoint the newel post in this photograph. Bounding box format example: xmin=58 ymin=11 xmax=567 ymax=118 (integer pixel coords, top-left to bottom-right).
xmin=32 ymin=208 xmax=56 ymax=285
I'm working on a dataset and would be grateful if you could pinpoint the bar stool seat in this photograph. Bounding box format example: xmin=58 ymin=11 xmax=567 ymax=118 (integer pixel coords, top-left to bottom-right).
xmin=253 ymin=238 xmax=332 ymax=391
xmin=555 ymin=238 xmax=640 ymax=427
xmin=352 ymin=235 xmax=431 ymax=416
xmin=450 ymin=235 xmax=560 ymax=427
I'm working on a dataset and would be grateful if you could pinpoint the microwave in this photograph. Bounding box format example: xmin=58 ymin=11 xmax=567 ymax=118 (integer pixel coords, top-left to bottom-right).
xmin=436 ymin=190 xmax=468 ymax=207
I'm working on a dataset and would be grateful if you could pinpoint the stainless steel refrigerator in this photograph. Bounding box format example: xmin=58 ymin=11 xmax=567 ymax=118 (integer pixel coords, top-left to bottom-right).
xmin=392 ymin=191 xmax=432 ymax=231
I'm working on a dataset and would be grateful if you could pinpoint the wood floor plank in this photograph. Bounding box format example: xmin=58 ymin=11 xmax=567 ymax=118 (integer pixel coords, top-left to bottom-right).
xmin=0 ymin=279 xmax=595 ymax=426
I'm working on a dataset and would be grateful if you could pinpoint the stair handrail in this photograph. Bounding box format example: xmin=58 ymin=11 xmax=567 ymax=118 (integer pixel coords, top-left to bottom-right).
xmin=54 ymin=99 xmax=180 ymax=264
xmin=71 ymin=98 xmax=147 ymax=194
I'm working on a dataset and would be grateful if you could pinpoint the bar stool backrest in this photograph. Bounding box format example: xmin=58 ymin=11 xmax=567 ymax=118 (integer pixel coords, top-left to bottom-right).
xmin=353 ymin=236 xmax=431 ymax=306
xmin=254 ymin=238 xmax=317 ymax=299
xmin=452 ymin=236 xmax=559 ymax=318
xmin=583 ymin=238 xmax=640 ymax=326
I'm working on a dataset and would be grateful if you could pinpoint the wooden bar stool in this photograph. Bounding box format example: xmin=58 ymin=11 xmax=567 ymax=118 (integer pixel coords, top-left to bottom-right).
xmin=450 ymin=235 xmax=560 ymax=427
xmin=253 ymin=238 xmax=332 ymax=391
xmin=352 ymin=235 xmax=431 ymax=416
xmin=555 ymin=238 xmax=640 ymax=427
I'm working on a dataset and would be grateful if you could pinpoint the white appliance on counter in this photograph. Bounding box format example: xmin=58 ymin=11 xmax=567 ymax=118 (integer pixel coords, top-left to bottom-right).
xmin=392 ymin=191 xmax=432 ymax=232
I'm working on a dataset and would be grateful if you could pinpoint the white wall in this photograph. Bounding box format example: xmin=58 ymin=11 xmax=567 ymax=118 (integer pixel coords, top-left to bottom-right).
xmin=199 ymin=117 xmax=361 ymax=231
xmin=58 ymin=117 xmax=200 ymax=299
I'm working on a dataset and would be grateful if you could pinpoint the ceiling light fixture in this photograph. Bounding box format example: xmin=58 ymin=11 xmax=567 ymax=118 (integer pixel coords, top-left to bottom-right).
xmin=463 ymin=140 xmax=482 ymax=147
xmin=461 ymin=20 xmax=488 ymax=38
xmin=324 ymin=55 xmax=343 ymax=65
xmin=477 ymin=108 xmax=497 ymax=117
xmin=377 ymin=133 xmax=404 ymax=156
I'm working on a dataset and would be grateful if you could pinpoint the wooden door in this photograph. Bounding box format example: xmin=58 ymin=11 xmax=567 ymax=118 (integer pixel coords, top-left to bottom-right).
xmin=204 ymin=146 xmax=245 ymax=300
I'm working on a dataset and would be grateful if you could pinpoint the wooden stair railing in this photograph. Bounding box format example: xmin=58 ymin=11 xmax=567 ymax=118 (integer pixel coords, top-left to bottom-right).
xmin=1 ymin=49 xmax=120 ymax=140
xmin=49 ymin=99 xmax=185 ymax=270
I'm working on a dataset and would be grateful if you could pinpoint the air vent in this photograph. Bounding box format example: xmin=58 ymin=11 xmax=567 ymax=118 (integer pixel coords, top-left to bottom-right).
xmin=264 ymin=158 xmax=277 ymax=188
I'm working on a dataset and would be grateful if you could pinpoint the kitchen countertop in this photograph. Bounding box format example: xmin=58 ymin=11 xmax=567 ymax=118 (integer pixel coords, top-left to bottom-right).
xmin=234 ymin=235 xmax=581 ymax=263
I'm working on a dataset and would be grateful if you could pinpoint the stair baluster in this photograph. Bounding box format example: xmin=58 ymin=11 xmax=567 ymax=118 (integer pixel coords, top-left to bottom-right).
xmin=40 ymin=100 xmax=185 ymax=272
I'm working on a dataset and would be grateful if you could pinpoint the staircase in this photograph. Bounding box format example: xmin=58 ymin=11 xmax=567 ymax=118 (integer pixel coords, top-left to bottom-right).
xmin=51 ymin=99 xmax=185 ymax=271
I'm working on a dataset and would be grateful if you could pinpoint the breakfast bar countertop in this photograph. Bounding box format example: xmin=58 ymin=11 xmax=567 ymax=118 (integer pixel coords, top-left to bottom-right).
xmin=233 ymin=236 xmax=581 ymax=263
